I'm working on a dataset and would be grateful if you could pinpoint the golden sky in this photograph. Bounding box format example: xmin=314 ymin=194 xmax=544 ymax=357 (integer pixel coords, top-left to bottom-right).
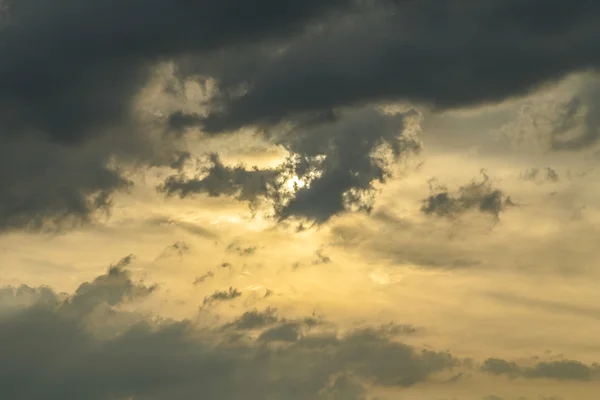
xmin=1 ymin=2 xmax=600 ymax=399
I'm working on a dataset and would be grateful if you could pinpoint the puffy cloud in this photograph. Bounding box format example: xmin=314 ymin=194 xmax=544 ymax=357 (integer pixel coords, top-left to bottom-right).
xmin=64 ymin=255 xmax=157 ymax=317
xmin=0 ymin=266 xmax=461 ymax=400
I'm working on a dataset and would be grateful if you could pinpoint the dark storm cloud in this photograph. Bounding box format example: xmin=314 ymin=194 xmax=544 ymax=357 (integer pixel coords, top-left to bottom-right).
xmin=482 ymin=357 xmax=600 ymax=381
xmin=421 ymin=173 xmax=514 ymax=220
xmin=161 ymin=107 xmax=420 ymax=223
xmin=0 ymin=269 xmax=458 ymax=400
xmin=0 ymin=0 xmax=354 ymax=144
xmin=62 ymin=255 xmax=158 ymax=317
xmin=4 ymin=0 xmax=599 ymax=231
xmin=200 ymin=0 xmax=600 ymax=133
xmin=0 ymin=119 xmax=194 ymax=232
xmin=272 ymin=107 xmax=421 ymax=223
xmin=0 ymin=138 xmax=129 ymax=232
xmin=0 ymin=0 xmax=358 ymax=231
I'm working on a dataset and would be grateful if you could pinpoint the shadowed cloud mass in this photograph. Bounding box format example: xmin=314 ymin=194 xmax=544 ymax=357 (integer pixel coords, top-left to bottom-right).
xmin=0 ymin=0 xmax=599 ymax=230
xmin=0 ymin=262 xmax=465 ymax=400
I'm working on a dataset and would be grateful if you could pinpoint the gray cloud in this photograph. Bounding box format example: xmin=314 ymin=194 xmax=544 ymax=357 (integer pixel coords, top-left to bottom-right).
xmin=0 ymin=268 xmax=459 ymax=400
xmin=482 ymin=358 xmax=522 ymax=377
xmin=61 ymin=255 xmax=158 ymax=320
xmin=421 ymin=173 xmax=514 ymax=220
xmin=161 ymin=107 xmax=420 ymax=223
xmin=159 ymin=153 xmax=279 ymax=206
xmin=272 ymin=107 xmax=421 ymax=223
xmin=482 ymin=357 xmax=600 ymax=381
xmin=3 ymin=0 xmax=599 ymax=231
xmin=199 ymin=0 xmax=600 ymax=133
xmin=0 ymin=118 xmax=194 ymax=232
xmin=259 ymin=322 xmax=303 ymax=342
xmin=0 ymin=138 xmax=129 ymax=232
xmin=0 ymin=0 xmax=353 ymax=144
xmin=0 ymin=0 xmax=356 ymax=231
xmin=224 ymin=307 xmax=279 ymax=331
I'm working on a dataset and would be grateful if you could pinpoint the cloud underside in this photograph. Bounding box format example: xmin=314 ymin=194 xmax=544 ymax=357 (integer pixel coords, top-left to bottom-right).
xmin=0 ymin=0 xmax=599 ymax=229
xmin=160 ymin=107 xmax=421 ymax=223
xmin=1 ymin=258 xmax=599 ymax=400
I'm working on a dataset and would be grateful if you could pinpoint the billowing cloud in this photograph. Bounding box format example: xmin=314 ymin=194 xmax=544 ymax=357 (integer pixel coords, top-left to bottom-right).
xmin=3 ymin=5 xmax=600 ymax=400
xmin=1 ymin=0 xmax=597 ymax=231
xmin=0 ymin=267 xmax=463 ymax=400
xmin=199 ymin=1 xmax=600 ymax=133
xmin=161 ymin=107 xmax=421 ymax=223
xmin=1 ymin=0 xmax=353 ymax=144
xmin=0 ymin=0 xmax=356 ymax=231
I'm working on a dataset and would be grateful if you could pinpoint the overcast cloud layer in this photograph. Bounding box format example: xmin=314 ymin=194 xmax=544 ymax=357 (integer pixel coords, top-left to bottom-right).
xmin=2 ymin=1 xmax=600 ymax=399
xmin=0 ymin=0 xmax=599 ymax=228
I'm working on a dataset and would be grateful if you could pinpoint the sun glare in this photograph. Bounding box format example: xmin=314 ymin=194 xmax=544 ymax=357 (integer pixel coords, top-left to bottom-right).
xmin=285 ymin=175 xmax=306 ymax=191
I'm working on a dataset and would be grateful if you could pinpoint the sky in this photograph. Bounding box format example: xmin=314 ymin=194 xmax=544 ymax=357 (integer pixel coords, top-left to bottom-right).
xmin=1 ymin=1 xmax=600 ymax=399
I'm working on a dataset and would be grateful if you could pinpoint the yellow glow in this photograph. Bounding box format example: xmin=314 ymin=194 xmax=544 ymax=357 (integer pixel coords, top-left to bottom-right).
xmin=285 ymin=175 xmax=306 ymax=191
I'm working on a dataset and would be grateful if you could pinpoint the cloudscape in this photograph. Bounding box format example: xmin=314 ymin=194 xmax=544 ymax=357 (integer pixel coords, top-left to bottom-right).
xmin=1 ymin=1 xmax=600 ymax=399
